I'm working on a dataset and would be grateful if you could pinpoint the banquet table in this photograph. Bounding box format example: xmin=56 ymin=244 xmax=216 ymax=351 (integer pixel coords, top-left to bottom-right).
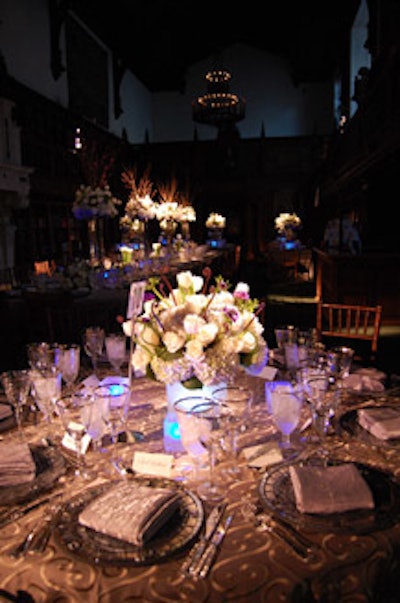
xmin=1 ymin=370 xmax=400 ymax=603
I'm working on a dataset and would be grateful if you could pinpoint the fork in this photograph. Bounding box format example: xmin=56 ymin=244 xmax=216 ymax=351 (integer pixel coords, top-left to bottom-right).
xmin=193 ymin=514 xmax=234 ymax=578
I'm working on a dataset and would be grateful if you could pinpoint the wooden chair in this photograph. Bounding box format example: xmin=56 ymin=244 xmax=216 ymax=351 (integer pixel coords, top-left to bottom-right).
xmin=316 ymin=301 xmax=383 ymax=363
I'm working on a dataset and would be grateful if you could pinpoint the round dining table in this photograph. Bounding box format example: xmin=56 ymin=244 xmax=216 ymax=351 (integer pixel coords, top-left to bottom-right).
xmin=0 ymin=367 xmax=400 ymax=603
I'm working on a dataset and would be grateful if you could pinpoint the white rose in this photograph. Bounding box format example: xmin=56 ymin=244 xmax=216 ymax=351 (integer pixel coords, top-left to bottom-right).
xmin=137 ymin=323 xmax=160 ymax=347
xmin=131 ymin=346 xmax=151 ymax=373
xmin=163 ymin=330 xmax=186 ymax=353
xmin=239 ymin=331 xmax=257 ymax=353
xmin=183 ymin=314 xmax=205 ymax=335
xmin=234 ymin=282 xmax=250 ymax=296
xmin=198 ymin=322 xmax=219 ymax=346
xmin=122 ymin=320 xmax=132 ymax=338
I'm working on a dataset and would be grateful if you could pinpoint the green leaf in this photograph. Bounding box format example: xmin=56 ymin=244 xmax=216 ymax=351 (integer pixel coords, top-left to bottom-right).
xmin=181 ymin=376 xmax=203 ymax=389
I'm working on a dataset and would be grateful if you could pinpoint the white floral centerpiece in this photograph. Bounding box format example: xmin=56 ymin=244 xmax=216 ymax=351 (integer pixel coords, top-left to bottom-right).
xmin=274 ymin=212 xmax=302 ymax=235
xmin=72 ymin=184 xmax=121 ymax=220
xmin=119 ymin=167 xmax=157 ymax=242
xmin=206 ymin=212 xmax=226 ymax=229
xmin=122 ymin=268 xmax=268 ymax=389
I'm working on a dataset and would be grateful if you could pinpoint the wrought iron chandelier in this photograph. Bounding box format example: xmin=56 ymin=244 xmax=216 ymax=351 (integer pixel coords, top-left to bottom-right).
xmin=192 ymin=68 xmax=245 ymax=127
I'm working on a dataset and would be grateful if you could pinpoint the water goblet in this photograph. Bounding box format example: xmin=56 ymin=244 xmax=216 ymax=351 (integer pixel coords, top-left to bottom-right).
xmin=83 ymin=327 xmax=105 ymax=375
xmin=303 ymin=376 xmax=340 ymax=455
xmin=326 ymin=346 xmax=355 ymax=380
xmin=0 ymin=370 xmax=31 ymax=440
xmin=105 ymin=333 xmax=126 ymax=376
xmin=95 ymin=382 xmax=130 ymax=474
xmin=26 ymin=341 xmax=58 ymax=372
xmin=56 ymin=343 xmax=81 ymax=392
xmin=30 ymin=366 xmax=62 ymax=435
xmin=269 ymin=385 xmax=303 ymax=457
xmin=191 ymin=399 xmax=233 ymax=504
xmin=56 ymin=391 xmax=94 ymax=480
xmin=211 ymin=385 xmax=253 ymax=479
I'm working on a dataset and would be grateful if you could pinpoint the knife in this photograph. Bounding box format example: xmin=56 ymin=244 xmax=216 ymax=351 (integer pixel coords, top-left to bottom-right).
xmin=0 ymin=491 xmax=62 ymax=529
xmin=181 ymin=502 xmax=226 ymax=574
xmin=197 ymin=513 xmax=234 ymax=578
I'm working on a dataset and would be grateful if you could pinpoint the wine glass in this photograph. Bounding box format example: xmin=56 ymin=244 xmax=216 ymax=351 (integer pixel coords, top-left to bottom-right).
xmin=30 ymin=366 xmax=62 ymax=435
xmin=95 ymin=382 xmax=130 ymax=474
xmin=269 ymin=385 xmax=303 ymax=457
xmin=56 ymin=343 xmax=81 ymax=392
xmin=56 ymin=391 xmax=94 ymax=480
xmin=105 ymin=333 xmax=126 ymax=376
xmin=211 ymin=385 xmax=253 ymax=479
xmin=83 ymin=327 xmax=105 ymax=375
xmin=26 ymin=341 xmax=58 ymax=372
xmin=304 ymin=376 xmax=341 ymax=445
xmin=191 ymin=399 xmax=233 ymax=504
xmin=0 ymin=370 xmax=31 ymax=440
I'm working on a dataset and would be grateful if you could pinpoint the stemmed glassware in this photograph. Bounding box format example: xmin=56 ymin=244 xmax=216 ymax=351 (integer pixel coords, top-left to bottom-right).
xmin=30 ymin=366 xmax=62 ymax=435
xmin=56 ymin=391 xmax=94 ymax=480
xmin=105 ymin=333 xmax=126 ymax=376
xmin=56 ymin=343 xmax=81 ymax=392
xmin=303 ymin=375 xmax=341 ymax=447
xmin=83 ymin=327 xmax=105 ymax=375
xmin=211 ymin=385 xmax=253 ymax=479
xmin=0 ymin=370 xmax=31 ymax=440
xmin=96 ymin=382 xmax=130 ymax=473
xmin=26 ymin=342 xmax=58 ymax=372
xmin=269 ymin=385 xmax=303 ymax=457
xmin=191 ymin=398 xmax=233 ymax=504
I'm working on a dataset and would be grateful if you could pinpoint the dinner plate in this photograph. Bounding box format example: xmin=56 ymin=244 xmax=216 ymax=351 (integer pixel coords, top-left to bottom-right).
xmin=259 ymin=459 xmax=400 ymax=534
xmin=0 ymin=444 xmax=66 ymax=506
xmin=55 ymin=477 xmax=204 ymax=566
xmin=339 ymin=407 xmax=400 ymax=450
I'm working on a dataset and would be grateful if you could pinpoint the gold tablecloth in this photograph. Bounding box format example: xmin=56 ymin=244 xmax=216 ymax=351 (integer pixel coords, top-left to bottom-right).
xmin=1 ymin=375 xmax=400 ymax=603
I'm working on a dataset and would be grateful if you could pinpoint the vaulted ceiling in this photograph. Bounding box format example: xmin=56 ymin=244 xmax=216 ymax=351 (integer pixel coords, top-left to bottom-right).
xmin=72 ymin=0 xmax=361 ymax=92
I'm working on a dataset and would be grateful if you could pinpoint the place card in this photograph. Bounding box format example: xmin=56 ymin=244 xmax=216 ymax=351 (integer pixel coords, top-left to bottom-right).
xmin=132 ymin=451 xmax=174 ymax=478
xmin=62 ymin=431 xmax=91 ymax=454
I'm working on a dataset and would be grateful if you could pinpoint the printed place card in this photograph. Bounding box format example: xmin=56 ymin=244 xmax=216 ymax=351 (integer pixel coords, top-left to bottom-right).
xmin=62 ymin=431 xmax=91 ymax=454
xmin=243 ymin=441 xmax=283 ymax=468
xmin=132 ymin=451 xmax=174 ymax=478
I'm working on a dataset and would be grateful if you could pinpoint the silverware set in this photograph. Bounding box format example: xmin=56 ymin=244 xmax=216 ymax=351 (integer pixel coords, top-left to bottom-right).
xmin=8 ymin=498 xmax=63 ymax=558
xmin=181 ymin=503 xmax=234 ymax=578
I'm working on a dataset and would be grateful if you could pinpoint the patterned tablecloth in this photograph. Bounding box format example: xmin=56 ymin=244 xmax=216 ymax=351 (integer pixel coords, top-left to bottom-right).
xmin=1 ymin=372 xmax=400 ymax=603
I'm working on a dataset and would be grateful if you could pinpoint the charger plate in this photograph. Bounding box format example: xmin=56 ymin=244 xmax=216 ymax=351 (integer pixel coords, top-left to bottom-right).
xmin=339 ymin=407 xmax=400 ymax=450
xmin=0 ymin=445 xmax=66 ymax=506
xmin=55 ymin=477 xmax=204 ymax=566
xmin=259 ymin=459 xmax=400 ymax=534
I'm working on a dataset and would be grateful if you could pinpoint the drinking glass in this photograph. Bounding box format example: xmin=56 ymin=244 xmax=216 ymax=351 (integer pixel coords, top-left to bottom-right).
xmin=56 ymin=343 xmax=81 ymax=392
xmin=211 ymin=385 xmax=253 ymax=479
xmin=126 ymin=280 xmax=146 ymax=383
xmin=326 ymin=346 xmax=354 ymax=379
xmin=26 ymin=341 xmax=58 ymax=372
xmin=173 ymin=397 xmax=209 ymax=483
xmin=0 ymin=370 xmax=31 ymax=440
xmin=303 ymin=375 xmax=340 ymax=445
xmin=56 ymin=391 xmax=94 ymax=480
xmin=30 ymin=366 xmax=62 ymax=434
xmin=191 ymin=399 xmax=233 ymax=504
xmin=269 ymin=386 xmax=303 ymax=456
xmin=83 ymin=327 xmax=105 ymax=375
xmin=95 ymin=382 xmax=130 ymax=473
xmin=105 ymin=333 xmax=126 ymax=375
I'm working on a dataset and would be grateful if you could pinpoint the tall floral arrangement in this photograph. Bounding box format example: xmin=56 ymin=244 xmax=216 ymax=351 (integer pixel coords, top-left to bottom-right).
xmin=72 ymin=140 xmax=121 ymax=220
xmin=206 ymin=212 xmax=226 ymax=229
xmin=119 ymin=166 xmax=157 ymax=231
xmin=122 ymin=268 xmax=268 ymax=388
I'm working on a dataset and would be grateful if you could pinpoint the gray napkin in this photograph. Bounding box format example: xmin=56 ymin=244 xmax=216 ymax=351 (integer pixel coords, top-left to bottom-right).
xmin=0 ymin=404 xmax=13 ymax=421
xmin=358 ymin=407 xmax=400 ymax=440
xmin=289 ymin=463 xmax=374 ymax=514
xmin=78 ymin=481 xmax=180 ymax=546
xmin=0 ymin=441 xmax=36 ymax=486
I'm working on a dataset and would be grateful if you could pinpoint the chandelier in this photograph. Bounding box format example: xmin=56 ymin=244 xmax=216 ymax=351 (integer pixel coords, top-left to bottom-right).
xmin=192 ymin=68 xmax=245 ymax=127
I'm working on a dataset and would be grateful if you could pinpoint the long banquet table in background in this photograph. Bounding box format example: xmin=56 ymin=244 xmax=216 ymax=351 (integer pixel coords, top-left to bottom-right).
xmin=1 ymin=370 xmax=400 ymax=602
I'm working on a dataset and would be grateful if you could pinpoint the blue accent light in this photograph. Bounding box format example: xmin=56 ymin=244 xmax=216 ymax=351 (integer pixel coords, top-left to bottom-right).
xmin=108 ymin=384 xmax=125 ymax=396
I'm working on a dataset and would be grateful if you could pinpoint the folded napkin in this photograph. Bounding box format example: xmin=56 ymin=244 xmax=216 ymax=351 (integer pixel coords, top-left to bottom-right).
xmin=0 ymin=441 xmax=36 ymax=486
xmin=354 ymin=367 xmax=386 ymax=382
xmin=289 ymin=463 xmax=374 ymax=514
xmin=358 ymin=407 xmax=400 ymax=440
xmin=78 ymin=481 xmax=181 ymax=546
xmin=0 ymin=404 xmax=13 ymax=421
xmin=342 ymin=374 xmax=385 ymax=392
